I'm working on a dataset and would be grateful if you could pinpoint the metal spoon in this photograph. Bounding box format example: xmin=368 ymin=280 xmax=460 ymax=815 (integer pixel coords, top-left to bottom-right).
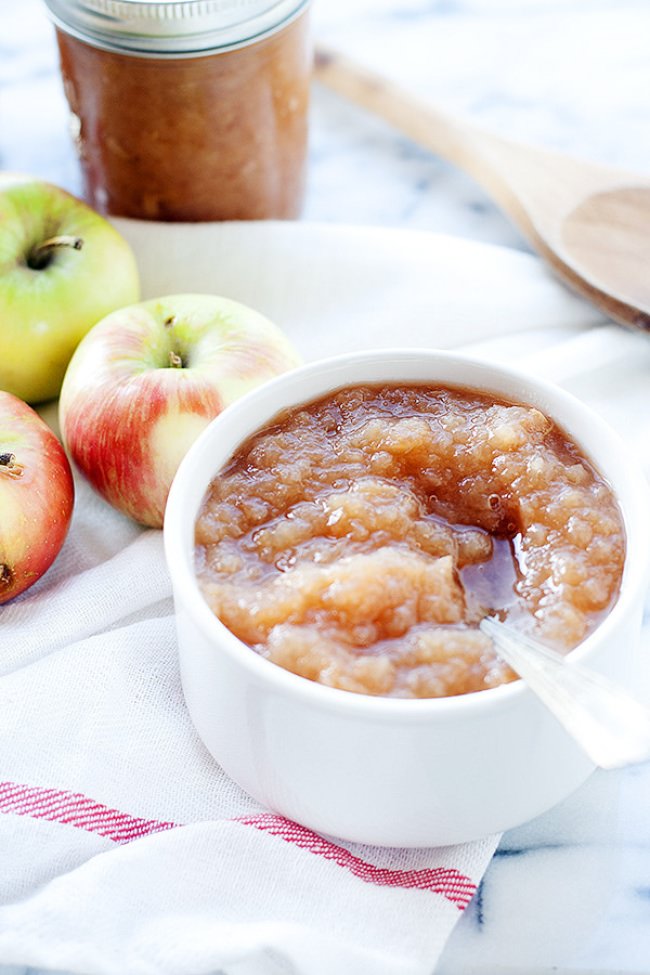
xmin=314 ymin=46 xmax=650 ymax=331
xmin=480 ymin=617 xmax=650 ymax=770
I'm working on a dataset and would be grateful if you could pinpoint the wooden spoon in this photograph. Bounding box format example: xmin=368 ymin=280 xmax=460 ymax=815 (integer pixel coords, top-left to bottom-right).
xmin=314 ymin=46 xmax=650 ymax=331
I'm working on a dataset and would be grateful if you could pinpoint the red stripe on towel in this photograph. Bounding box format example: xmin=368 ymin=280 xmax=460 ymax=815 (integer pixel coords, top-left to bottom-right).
xmin=236 ymin=813 xmax=477 ymax=909
xmin=0 ymin=781 xmax=176 ymax=843
xmin=0 ymin=782 xmax=477 ymax=908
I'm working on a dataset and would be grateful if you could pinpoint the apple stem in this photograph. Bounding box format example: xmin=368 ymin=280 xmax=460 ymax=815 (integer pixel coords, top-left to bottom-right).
xmin=28 ymin=235 xmax=84 ymax=270
xmin=0 ymin=564 xmax=13 ymax=592
xmin=0 ymin=453 xmax=24 ymax=479
xmin=168 ymin=351 xmax=183 ymax=368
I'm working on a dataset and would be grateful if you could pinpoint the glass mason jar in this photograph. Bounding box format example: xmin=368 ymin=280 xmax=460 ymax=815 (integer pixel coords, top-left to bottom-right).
xmin=43 ymin=0 xmax=312 ymax=221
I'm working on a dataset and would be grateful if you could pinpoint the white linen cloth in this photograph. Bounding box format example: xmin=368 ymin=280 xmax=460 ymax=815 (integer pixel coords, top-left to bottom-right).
xmin=1 ymin=220 xmax=649 ymax=975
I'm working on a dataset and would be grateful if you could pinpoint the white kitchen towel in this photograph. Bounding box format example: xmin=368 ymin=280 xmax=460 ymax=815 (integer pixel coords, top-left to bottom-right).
xmin=1 ymin=220 xmax=649 ymax=975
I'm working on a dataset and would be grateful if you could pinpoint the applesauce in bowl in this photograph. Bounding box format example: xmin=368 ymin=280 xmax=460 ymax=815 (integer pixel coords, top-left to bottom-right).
xmin=164 ymin=349 xmax=649 ymax=847
xmin=194 ymin=383 xmax=625 ymax=699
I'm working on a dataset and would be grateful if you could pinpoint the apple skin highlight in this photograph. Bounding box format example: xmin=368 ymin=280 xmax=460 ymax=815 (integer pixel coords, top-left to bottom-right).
xmin=0 ymin=391 xmax=75 ymax=604
xmin=59 ymin=294 xmax=301 ymax=528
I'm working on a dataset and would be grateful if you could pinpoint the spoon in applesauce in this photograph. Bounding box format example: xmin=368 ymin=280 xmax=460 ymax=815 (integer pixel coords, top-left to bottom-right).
xmin=481 ymin=617 xmax=650 ymax=770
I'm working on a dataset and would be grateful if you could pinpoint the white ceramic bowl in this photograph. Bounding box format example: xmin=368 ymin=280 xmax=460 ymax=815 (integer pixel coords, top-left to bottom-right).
xmin=164 ymin=349 xmax=650 ymax=847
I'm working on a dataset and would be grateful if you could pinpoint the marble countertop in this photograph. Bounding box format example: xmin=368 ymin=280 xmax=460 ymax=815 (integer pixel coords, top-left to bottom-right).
xmin=2 ymin=0 xmax=650 ymax=973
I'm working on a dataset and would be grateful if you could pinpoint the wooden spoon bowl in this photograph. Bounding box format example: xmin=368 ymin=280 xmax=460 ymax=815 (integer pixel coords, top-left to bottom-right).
xmin=561 ymin=187 xmax=650 ymax=326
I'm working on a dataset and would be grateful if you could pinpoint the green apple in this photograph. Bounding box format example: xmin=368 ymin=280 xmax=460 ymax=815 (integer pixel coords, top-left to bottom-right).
xmin=0 ymin=174 xmax=140 ymax=403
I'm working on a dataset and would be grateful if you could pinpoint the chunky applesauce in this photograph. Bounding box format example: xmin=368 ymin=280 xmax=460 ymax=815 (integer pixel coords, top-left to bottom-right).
xmin=194 ymin=384 xmax=625 ymax=698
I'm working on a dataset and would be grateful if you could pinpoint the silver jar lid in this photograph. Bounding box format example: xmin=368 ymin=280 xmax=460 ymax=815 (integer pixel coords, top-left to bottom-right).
xmin=44 ymin=0 xmax=310 ymax=56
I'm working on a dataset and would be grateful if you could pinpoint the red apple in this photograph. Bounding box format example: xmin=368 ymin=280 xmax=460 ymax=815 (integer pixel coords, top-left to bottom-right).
xmin=59 ymin=293 xmax=301 ymax=528
xmin=0 ymin=391 xmax=75 ymax=604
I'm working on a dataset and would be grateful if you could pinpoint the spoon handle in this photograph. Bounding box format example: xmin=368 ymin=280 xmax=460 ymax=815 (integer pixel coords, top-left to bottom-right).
xmin=315 ymin=46 xmax=482 ymax=168
xmin=480 ymin=617 xmax=650 ymax=770
xmin=313 ymin=45 xmax=560 ymax=239
xmin=313 ymin=46 xmax=518 ymax=195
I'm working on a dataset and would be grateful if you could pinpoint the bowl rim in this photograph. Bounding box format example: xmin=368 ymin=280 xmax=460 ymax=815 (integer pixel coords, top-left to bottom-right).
xmin=164 ymin=347 xmax=650 ymax=721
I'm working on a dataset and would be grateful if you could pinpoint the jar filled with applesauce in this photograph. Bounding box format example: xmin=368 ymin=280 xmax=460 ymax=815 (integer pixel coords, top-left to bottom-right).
xmin=43 ymin=0 xmax=312 ymax=221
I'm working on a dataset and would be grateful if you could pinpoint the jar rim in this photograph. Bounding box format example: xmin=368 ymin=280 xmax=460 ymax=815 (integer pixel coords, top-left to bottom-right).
xmin=44 ymin=0 xmax=310 ymax=56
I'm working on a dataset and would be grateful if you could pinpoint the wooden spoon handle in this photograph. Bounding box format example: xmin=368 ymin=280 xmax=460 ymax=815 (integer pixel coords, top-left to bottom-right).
xmin=313 ymin=47 xmax=533 ymax=196
xmin=314 ymin=45 xmax=480 ymax=167
xmin=313 ymin=45 xmax=563 ymax=243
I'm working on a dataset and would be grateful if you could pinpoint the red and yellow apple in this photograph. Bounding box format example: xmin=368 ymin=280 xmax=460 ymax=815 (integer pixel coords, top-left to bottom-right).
xmin=0 ymin=391 xmax=75 ymax=604
xmin=59 ymin=293 xmax=301 ymax=528
xmin=0 ymin=173 xmax=140 ymax=403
